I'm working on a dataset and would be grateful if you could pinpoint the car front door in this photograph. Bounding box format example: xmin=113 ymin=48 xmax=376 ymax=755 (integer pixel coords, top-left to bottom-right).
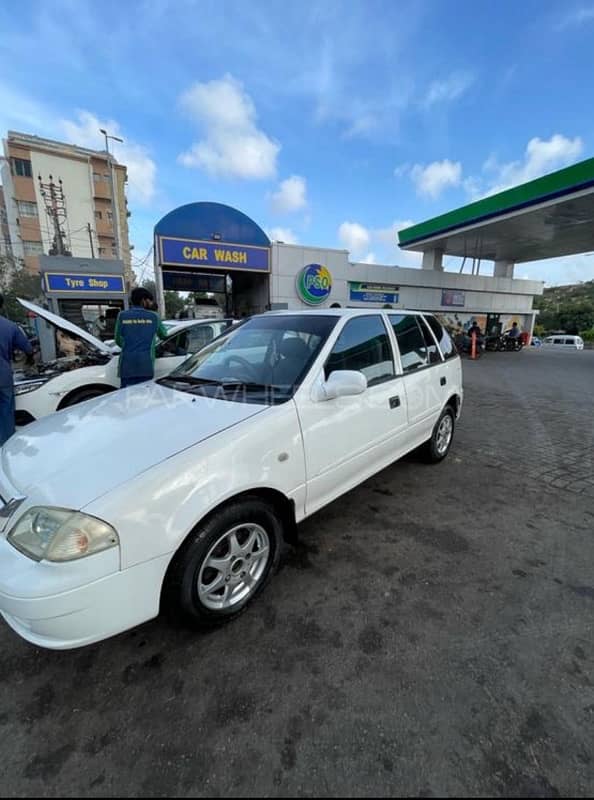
xmin=295 ymin=314 xmax=408 ymax=515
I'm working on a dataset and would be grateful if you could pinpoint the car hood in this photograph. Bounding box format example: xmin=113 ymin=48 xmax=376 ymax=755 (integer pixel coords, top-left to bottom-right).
xmin=1 ymin=382 xmax=267 ymax=508
xmin=17 ymin=298 xmax=114 ymax=355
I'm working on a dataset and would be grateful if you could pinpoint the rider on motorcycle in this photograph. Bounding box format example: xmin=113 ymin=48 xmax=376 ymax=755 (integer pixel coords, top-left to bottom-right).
xmin=506 ymin=321 xmax=521 ymax=338
xmin=503 ymin=322 xmax=523 ymax=350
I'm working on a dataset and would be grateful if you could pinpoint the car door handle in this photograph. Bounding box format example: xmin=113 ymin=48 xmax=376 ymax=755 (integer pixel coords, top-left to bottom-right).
xmin=440 ymin=377 xmax=447 ymax=386
xmin=389 ymin=395 xmax=400 ymax=409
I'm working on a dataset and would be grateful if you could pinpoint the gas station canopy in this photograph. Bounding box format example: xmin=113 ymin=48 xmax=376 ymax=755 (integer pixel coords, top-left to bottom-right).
xmin=398 ymin=158 xmax=594 ymax=263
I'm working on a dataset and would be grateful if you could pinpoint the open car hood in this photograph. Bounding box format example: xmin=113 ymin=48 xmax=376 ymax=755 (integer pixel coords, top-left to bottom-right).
xmin=17 ymin=298 xmax=114 ymax=355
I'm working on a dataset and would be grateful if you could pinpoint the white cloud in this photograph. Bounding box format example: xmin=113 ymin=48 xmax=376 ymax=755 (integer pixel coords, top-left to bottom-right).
xmin=268 ymin=227 xmax=299 ymax=244
xmin=555 ymin=6 xmax=594 ymax=30
xmin=375 ymin=219 xmax=422 ymax=267
xmin=336 ymin=219 xmax=422 ymax=267
xmin=178 ymin=74 xmax=280 ymax=180
xmin=61 ymin=111 xmax=156 ymax=205
xmin=483 ymin=134 xmax=583 ymax=196
xmin=517 ymin=253 xmax=594 ymax=286
xmin=270 ymin=175 xmax=307 ymax=214
xmin=422 ymin=72 xmax=475 ymax=108
xmin=338 ymin=221 xmax=371 ymax=256
xmin=410 ymin=160 xmax=462 ymax=198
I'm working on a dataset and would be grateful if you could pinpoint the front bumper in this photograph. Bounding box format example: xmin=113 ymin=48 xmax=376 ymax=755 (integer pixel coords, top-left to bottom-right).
xmin=0 ymin=537 xmax=170 ymax=649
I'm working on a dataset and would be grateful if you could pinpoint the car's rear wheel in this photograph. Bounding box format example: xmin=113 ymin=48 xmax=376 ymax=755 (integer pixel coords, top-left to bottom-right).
xmin=423 ymin=406 xmax=455 ymax=463
xmin=165 ymin=497 xmax=283 ymax=627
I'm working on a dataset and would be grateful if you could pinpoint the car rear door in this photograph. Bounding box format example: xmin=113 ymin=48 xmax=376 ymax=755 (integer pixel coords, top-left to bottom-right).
xmin=387 ymin=313 xmax=444 ymax=448
xmin=422 ymin=313 xmax=461 ymax=405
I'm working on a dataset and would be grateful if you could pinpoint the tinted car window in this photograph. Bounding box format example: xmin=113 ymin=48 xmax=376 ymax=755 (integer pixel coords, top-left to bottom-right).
xmin=417 ymin=316 xmax=442 ymax=364
xmin=389 ymin=314 xmax=429 ymax=372
xmin=426 ymin=314 xmax=458 ymax=360
xmin=325 ymin=316 xmax=395 ymax=386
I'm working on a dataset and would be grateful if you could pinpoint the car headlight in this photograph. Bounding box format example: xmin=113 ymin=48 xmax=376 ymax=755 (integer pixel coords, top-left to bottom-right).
xmin=14 ymin=379 xmax=49 ymax=396
xmin=7 ymin=507 xmax=119 ymax=562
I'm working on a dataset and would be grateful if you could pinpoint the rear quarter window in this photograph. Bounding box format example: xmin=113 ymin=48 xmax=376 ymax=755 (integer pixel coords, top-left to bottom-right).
xmin=425 ymin=315 xmax=458 ymax=360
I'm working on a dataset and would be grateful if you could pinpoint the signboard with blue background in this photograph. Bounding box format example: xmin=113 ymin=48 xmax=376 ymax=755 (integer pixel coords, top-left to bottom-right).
xmin=45 ymin=273 xmax=125 ymax=293
xmin=349 ymin=282 xmax=399 ymax=304
xmin=159 ymin=237 xmax=270 ymax=272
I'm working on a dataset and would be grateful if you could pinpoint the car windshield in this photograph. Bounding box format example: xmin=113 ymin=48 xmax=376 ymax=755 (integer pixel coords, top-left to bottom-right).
xmin=161 ymin=314 xmax=338 ymax=404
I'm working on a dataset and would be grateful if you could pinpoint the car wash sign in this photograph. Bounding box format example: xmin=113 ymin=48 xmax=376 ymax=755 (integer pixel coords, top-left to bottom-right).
xmin=45 ymin=273 xmax=125 ymax=293
xmin=158 ymin=237 xmax=270 ymax=272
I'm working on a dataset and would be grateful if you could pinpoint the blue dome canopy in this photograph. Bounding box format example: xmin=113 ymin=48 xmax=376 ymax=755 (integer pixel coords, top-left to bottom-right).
xmin=154 ymin=202 xmax=270 ymax=247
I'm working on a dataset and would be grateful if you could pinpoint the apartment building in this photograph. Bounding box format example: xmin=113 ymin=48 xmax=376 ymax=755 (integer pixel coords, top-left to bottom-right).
xmin=0 ymin=186 xmax=11 ymax=257
xmin=0 ymin=131 xmax=133 ymax=285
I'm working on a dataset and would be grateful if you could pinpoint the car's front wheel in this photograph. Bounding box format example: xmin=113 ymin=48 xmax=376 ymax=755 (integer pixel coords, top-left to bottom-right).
xmin=165 ymin=497 xmax=283 ymax=627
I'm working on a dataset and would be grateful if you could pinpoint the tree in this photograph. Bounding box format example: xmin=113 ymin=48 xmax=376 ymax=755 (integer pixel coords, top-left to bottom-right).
xmin=140 ymin=278 xmax=185 ymax=319
xmin=0 ymin=257 xmax=43 ymax=324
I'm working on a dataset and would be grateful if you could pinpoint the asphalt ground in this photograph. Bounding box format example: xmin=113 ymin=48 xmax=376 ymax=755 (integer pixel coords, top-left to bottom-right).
xmin=0 ymin=347 xmax=593 ymax=797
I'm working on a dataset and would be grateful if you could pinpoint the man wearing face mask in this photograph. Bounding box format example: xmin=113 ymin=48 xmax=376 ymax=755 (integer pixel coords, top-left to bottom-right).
xmin=114 ymin=288 xmax=168 ymax=388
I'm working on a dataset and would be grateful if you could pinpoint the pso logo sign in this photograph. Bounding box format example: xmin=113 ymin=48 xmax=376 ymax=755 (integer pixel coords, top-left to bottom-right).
xmin=296 ymin=264 xmax=332 ymax=306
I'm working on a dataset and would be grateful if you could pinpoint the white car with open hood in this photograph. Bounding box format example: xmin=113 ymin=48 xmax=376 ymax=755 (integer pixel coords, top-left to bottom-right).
xmin=14 ymin=299 xmax=234 ymax=423
xmin=0 ymin=309 xmax=462 ymax=649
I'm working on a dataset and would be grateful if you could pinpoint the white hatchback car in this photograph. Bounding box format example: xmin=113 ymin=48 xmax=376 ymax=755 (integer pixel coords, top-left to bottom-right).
xmin=14 ymin=299 xmax=234 ymax=423
xmin=542 ymin=335 xmax=584 ymax=350
xmin=0 ymin=309 xmax=462 ymax=649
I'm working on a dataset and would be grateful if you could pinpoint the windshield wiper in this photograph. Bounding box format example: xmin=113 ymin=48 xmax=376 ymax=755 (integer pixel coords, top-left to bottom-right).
xmin=218 ymin=380 xmax=276 ymax=391
xmin=158 ymin=376 xmax=221 ymax=387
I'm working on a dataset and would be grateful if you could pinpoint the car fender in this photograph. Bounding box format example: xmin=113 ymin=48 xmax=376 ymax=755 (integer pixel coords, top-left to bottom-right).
xmin=83 ymin=400 xmax=307 ymax=572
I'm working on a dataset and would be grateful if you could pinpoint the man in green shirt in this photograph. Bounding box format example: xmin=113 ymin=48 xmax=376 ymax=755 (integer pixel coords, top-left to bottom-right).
xmin=114 ymin=288 xmax=168 ymax=388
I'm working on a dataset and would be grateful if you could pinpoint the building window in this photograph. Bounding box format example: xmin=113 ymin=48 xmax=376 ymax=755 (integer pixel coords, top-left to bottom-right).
xmin=111 ymin=247 xmax=117 ymax=257
xmin=17 ymin=201 xmax=38 ymax=218
xmin=95 ymin=210 xmax=102 ymax=220
xmin=12 ymin=158 xmax=33 ymax=178
xmin=98 ymin=247 xmax=105 ymax=255
xmin=106 ymin=211 xmax=113 ymax=221
xmin=93 ymin=172 xmax=102 ymax=182
xmin=22 ymin=240 xmax=43 ymax=256
xmin=104 ymin=173 xmax=110 ymax=181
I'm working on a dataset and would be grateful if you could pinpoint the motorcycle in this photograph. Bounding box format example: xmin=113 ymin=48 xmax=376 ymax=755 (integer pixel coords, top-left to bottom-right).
xmin=485 ymin=334 xmax=523 ymax=352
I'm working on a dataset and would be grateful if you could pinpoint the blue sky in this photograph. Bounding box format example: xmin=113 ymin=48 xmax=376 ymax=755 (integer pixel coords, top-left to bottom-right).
xmin=1 ymin=0 xmax=594 ymax=285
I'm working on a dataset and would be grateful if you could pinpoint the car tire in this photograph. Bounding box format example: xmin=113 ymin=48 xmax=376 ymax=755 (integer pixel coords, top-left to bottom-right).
xmin=165 ymin=497 xmax=284 ymax=628
xmin=59 ymin=387 xmax=113 ymax=409
xmin=423 ymin=406 xmax=455 ymax=463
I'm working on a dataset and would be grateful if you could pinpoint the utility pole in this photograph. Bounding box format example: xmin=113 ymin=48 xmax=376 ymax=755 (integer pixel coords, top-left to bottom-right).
xmin=99 ymin=128 xmax=123 ymax=262
xmin=87 ymin=222 xmax=95 ymax=258
xmin=38 ymin=174 xmax=71 ymax=256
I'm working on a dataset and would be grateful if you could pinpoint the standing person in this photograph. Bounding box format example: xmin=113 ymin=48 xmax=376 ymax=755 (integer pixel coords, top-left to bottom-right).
xmin=468 ymin=320 xmax=482 ymax=339
xmin=114 ymin=288 xmax=168 ymax=388
xmin=0 ymin=294 xmax=34 ymax=446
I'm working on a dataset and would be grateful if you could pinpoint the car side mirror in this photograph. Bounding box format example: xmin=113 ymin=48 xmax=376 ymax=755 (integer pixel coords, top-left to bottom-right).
xmin=312 ymin=370 xmax=367 ymax=401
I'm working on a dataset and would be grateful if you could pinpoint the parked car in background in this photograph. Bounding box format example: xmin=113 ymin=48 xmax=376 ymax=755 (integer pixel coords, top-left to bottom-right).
xmin=14 ymin=298 xmax=234 ymax=424
xmin=542 ymin=335 xmax=584 ymax=350
xmin=0 ymin=308 xmax=463 ymax=649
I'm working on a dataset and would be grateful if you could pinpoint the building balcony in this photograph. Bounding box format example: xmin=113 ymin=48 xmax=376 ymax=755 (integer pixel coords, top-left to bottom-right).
xmin=93 ymin=179 xmax=112 ymax=200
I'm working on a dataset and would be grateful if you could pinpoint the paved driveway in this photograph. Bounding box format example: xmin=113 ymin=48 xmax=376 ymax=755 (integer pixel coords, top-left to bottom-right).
xmin=1 ymin=348 xmax=592 ymax=797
